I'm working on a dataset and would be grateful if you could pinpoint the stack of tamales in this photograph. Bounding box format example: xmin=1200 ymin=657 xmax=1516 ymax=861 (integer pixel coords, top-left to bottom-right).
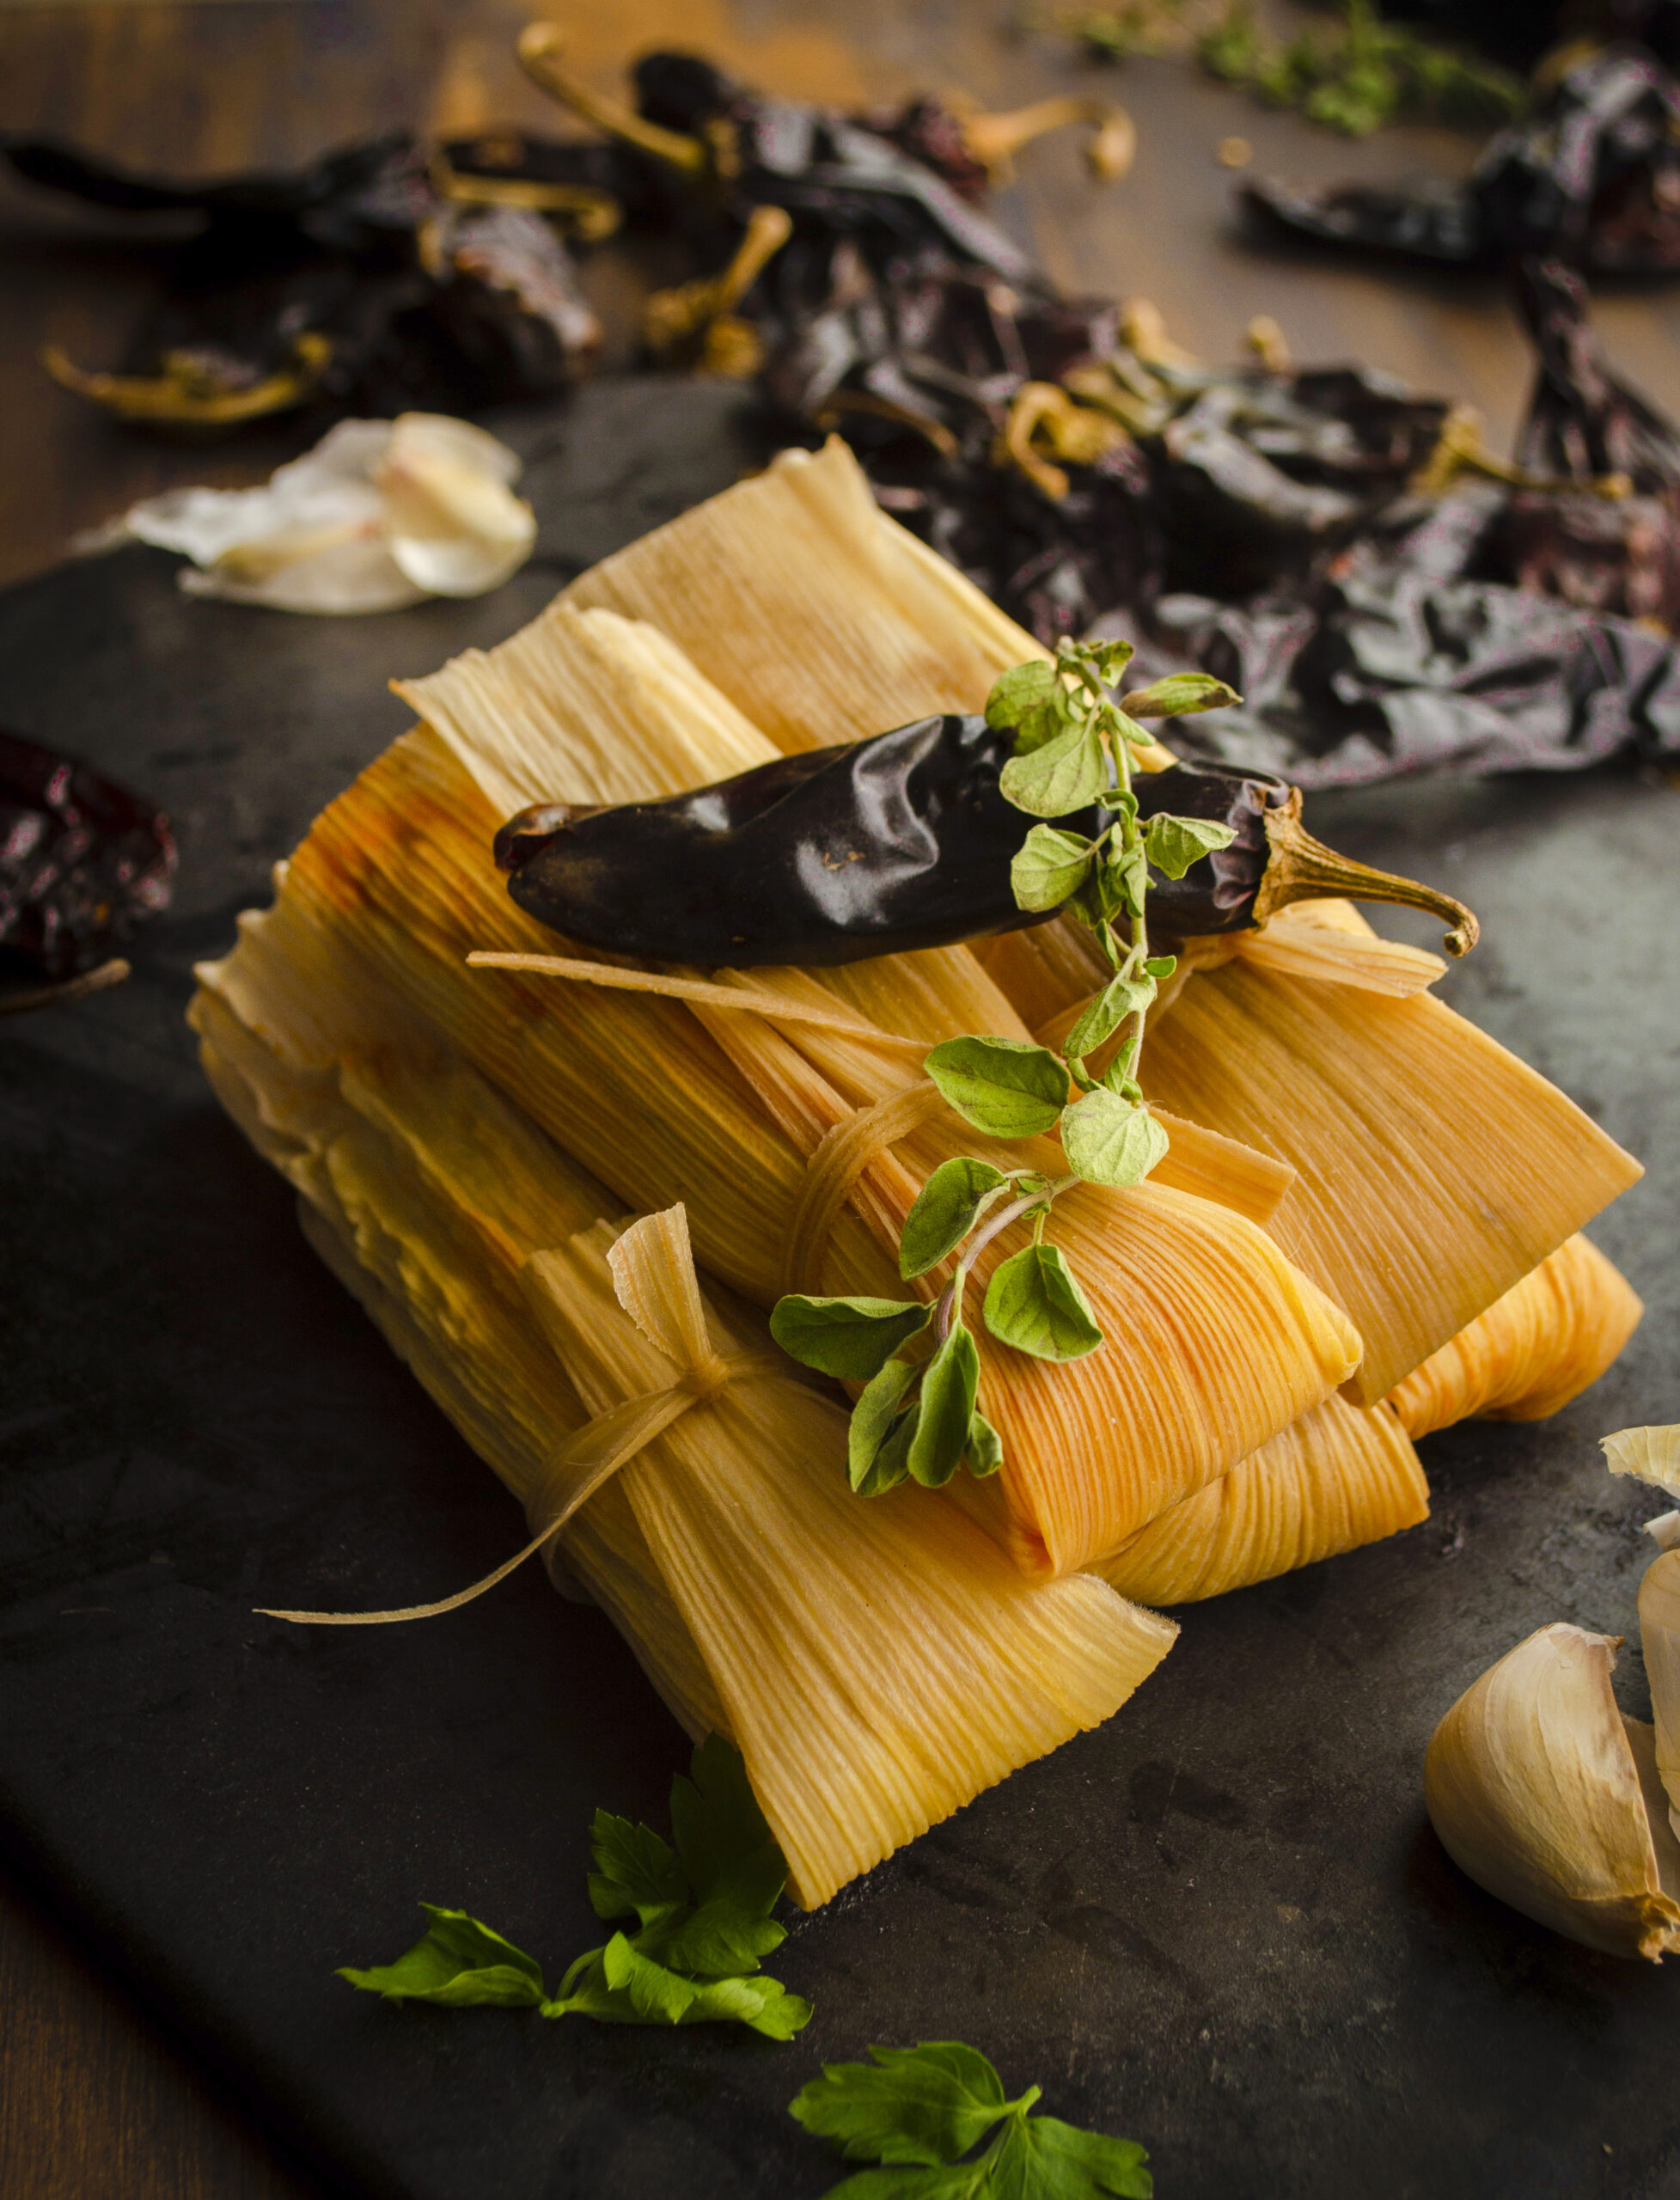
xmin=194 ymin=437 xmax=1644 ymax=1903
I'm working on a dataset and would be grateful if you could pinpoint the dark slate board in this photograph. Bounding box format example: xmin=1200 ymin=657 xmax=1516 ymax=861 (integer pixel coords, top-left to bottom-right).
xmin=3 ymin=376 xmax=1679 ymax=2200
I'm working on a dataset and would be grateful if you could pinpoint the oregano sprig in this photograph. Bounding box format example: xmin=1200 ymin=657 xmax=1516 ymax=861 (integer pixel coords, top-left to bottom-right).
xmin=771 ymin=639 xmax=1240 ymax=1498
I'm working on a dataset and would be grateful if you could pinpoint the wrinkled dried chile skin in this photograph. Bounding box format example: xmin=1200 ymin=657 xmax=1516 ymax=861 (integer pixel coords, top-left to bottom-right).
xmin=0 ymin=131 xmax=600 ymax=425
xmin=0 ymin=730 xmax=175 ymax=981
xmin=496 ymin=717 xmax=1281 ymax=968
xmin=1241 ymin=44 xmax=1680 ymax=275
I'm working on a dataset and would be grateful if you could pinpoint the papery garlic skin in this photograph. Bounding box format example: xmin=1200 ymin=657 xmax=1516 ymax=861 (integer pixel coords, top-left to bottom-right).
xmin=101 ymin=414 xmax=535 ymax=614
xmin=1640 ymin=1549 xmax=1680 ymax=1845
xmin=1601 ymin=1424 xmax=1680 ymax=1504
xmin=1424 ymin=1622 xmax=1680 ymax=1962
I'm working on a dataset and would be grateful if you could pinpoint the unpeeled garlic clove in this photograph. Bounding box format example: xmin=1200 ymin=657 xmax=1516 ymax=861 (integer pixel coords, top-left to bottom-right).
xmin=371 ymin=413 xmax=536 ymax=598
xmin=1640 ymin=1549 xmax=1680 ymax=1845
xmin=1423 ymin=1622 xmax=1680 ymax=1961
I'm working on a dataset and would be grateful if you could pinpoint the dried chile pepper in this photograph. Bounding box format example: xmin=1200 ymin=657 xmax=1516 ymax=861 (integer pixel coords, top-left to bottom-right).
xmin=492 ymin=719 xmax=1471 ymax=967
xmin=0 ymin=730 xmax=175 ymax=985
xmin=3 ymin=131 xmax=603 ymax=431
xmin=1240 ymin=42 xmax=1680 ymax=275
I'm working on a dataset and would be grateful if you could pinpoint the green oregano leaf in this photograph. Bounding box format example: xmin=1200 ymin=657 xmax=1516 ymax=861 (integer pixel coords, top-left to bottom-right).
xmin=1143 ymin=955 xmax=1177 ymax=980
xmin=983 ymin=1245 xmax=1103 ymax=1362
xmin=1064 ymin=974 xmax=1157 ymax=1062
xmin=1060 ymin=1090 xmax=1170 ymax=1189
xmin=999 ymin=718 xmax=1108 ymax=817
xmin=908 ymin=1323 xmax=981 ymax=1489
xmin=847 ymin=1357 xmax=919 ymax=1491
xmin=962 ymin=1410 xmax=1004 ymax=1478
xmin=983 ymin=660 xmax=1057 ymax=730
xmin=1010 ymin=824 xmax=1095 ymax=914
xmin=900 ymin=1158 xmax=1011 ymax=1279
xmin=769 ymin=1294 xmax=931 ymax=1381
xmin=1143 ymin=812 xmax=1239 ymax=882
xmin=1108 ymin=841 xmax=1151 ymax=917
xmin=1121 ymin=672 xmax=1241 ymax=718
xmin=923 ymin=1036 xmax=1069 ymax=1139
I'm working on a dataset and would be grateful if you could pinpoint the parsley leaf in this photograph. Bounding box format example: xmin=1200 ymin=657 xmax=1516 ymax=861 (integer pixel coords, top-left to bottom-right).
xmin=790 ymin=2042 xmax=1152 ymax=2198
xmin=339 ymin=1739 xmax=811 ymax=2041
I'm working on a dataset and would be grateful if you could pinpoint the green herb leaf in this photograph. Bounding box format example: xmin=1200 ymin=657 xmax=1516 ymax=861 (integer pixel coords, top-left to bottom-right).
xmin=790 ymin=2042 xmax=1019 ymax=2166
xmin=1060 ymin=1091 xmax=1170 ymax=1190
xmin=1073 ymin=636 xmax=1135 ymax=686
xmin=983 ymin=660 xmax=1057 ymax=730
xmin=548 ymin=1935 xmax=811 ymax=2040
xmin=1010 ymin=825 xmax=1096 ymax=914
xmin=901 ymin=1158 xmax=1011 ymax=1279
xmin=1121 ymin=673 xmax=1240 ymax=718
xmin=1063 ymin=975 xmax=1156 ymax=1062
xmin=659 ymin=1732 xmax=787 ymax=1976
xmin=1142 ymin=812 xmax=1239 ymax=881
xmin=338 ymin=1906 xmax=547 ymax=2008
xmin=787 ymin=2039 xmax=1151 ymax=2197
xmin=989 ymin=2111 xmax=1152 ymax=2197
xmin=908 ymin=1323 xmax=981 ymax=1488
xmin=983 ymin=1245 xmax=1103 ymax=1362
xmin=849 ymin=1355 xmax=920 ymax=1491
xmin=999 ymin=718 xmax=1108 ymax=818
xmin=924 ymin=1036 xmax=1069 ymax=1138
xmin=587 ymin=1812 xmax=687 ymax=1931
xmin=962 ymin=1410 xmax=1004 ymax=1477
xmin=1142 ymin=955 xmax=1177 ymax=980
xmin=770 ymin=1294 xmax=932 ymax=1380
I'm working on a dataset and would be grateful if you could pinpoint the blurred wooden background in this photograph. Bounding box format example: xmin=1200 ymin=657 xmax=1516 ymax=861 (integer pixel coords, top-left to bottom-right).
xmin=3 ymin=3 xmax=1680 ymax=2194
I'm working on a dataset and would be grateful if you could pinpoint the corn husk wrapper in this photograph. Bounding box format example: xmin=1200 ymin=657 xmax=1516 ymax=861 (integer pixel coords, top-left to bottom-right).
xmin=1603 ymin=1424 xmax=1680 ymax=1552
xmin=104 ymin=414 xmax=536 ymax=613
xmin=1092 ymin=1395 xmax=1427 ymax=1607
xmin=1640 ymin=1551 xmax=1680 ymax=1844
xmin=192 ymin=934 xmax=1176 ymax=1908
xmin=1388 ymin=1234 xmax=1644 ymax=1439
xmin=222 ymin=571 xmax=1362 ymax=1580
xmin=1423 ymin=1623 xmax=1680 ymax=1961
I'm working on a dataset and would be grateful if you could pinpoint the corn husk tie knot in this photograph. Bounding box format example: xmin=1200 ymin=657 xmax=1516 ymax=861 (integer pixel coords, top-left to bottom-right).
xmin=256 ymin=1206 xmax=793 ymax=1625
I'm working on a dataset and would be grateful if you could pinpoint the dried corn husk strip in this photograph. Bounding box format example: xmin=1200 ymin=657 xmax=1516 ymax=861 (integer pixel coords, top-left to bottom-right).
xmin=1387 ymin=1236 xmax=1644 ymax=1439
xmin=1640 ymin=1551 xmax=1680 ymax=1844
xmin=1092 ymin=1396 xmax=1427 ymax=1606
xmin=237 ymin=675 xmax=1359 ymax=1576
xmin=1226 ymin=921 xmax=1445 ymax=997
xmin=523 ymin=1215 xmax=1176 ymax=1905
xmin=1423 ymin=1624 xmax=1680 ymax=1961
xmin=1137 ymin=959 xmax=1642 ymax=1405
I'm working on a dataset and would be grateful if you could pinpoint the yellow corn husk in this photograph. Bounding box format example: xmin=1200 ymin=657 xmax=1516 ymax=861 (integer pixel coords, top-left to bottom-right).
xmin=1091 ymin=1395 xmax=1428 ymax=1606
xmin=224 ymin=714 xmax=1359 ymax=1578
xmin=1124 ymin=949 xmax=1642 ymax=1409
xmin=1387 ymin=1234 xmax=1644 ymax=1439
xmin=192 ymin=947 xmax=1176 ymax=1908
xmin=1424 ymin=1623 xmax=1680 ymax=1961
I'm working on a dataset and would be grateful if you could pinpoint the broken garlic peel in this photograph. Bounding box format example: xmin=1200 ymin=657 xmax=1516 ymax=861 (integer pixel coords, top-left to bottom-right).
xmin=1602 ymin=1424 xmax=1680 ymax=1504
xmin=1423 ymin=1622 xmax=1680 ymax=1961
xmin=1639 ymin=1549 xmax=1680 ymax=1845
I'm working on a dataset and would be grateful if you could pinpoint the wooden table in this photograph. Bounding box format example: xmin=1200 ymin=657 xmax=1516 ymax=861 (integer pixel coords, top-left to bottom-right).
xmin=3 ymin=4 xmax=1678 ymax=2192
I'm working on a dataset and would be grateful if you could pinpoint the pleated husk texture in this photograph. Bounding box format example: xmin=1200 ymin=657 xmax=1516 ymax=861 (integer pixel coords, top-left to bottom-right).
xmin=191 ymin=920 xmax=1177 ymax=1910
xmin=1084 ymin=913 xmax=1640 ymax=1408
xmin=1388 ymin=1233 xmax=1644 ymax=1439
xmin=1640 ymin=1551 xmax=1680 ymax=1846
xmin=217 ymin=569 xmax=1365 ymax=1580
xmin=1091 ymin=1394 xmax=1428 ymax=1607
xmin=1423 ymin=1624 xmax=1680 ymax=1961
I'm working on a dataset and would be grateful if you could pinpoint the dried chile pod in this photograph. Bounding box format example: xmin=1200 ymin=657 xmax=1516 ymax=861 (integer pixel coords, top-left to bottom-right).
xmin=494 ymin=721 xmax=1475 ymax=967
xmin=0 ymin=730 xmax=175 ymax=984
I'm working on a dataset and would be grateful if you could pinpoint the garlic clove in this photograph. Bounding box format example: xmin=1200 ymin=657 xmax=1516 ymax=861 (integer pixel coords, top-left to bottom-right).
xmin=1601 ymin=1423 xmax=1680 ymax=1503
xmin=1424 ymin=1622 xmax=1680 ymax=1961
xmin=373 ymin=412 xmax=536 ymax=598
xmin=1639 ymin=1549 xmax=1680 ymax=1844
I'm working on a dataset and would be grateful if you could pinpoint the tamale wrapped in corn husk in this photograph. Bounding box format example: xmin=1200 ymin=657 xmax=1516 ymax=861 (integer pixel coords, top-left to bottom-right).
xmin=1386 ymin=1233 xmax=1644 ymax=1440
xmin=269 ymin=596 xmax=1361 ymax=1578
xmin=192 ymin=947 xmax=1177 ymax=1909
